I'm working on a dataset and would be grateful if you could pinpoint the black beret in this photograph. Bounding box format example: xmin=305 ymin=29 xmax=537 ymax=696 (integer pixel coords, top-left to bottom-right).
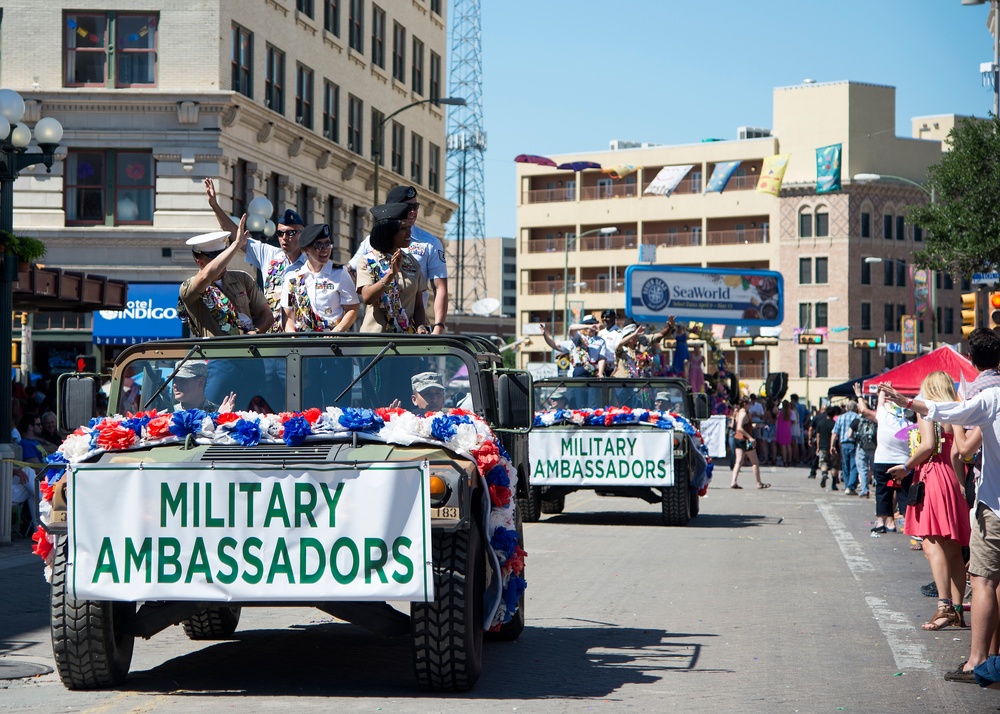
xmin=279 ymin=209 xmax=304 ymax=226
xmin=298 ymin=223 xmax=330 ymax=249
xmin=385 ymin=185 xmax=417 ymax=203
xmin=369 ymin=202 xmax=411 ymax=222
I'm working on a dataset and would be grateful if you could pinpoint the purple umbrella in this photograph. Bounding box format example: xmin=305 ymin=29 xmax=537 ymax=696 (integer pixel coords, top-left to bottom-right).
xmin=514 ymin=154 xmax=557 ymax=167
xmin=557 ymin=161 xmax=602 ymax=171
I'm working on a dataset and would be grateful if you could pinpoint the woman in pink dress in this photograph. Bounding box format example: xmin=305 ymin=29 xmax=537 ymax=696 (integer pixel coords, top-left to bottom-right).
xmin=888 ymin=371 xmax=971 ymax=631
xmin=686 ymin=346 xmax=705 ymax=394
xmin=775 ymin=400 xmax=793 ymax=466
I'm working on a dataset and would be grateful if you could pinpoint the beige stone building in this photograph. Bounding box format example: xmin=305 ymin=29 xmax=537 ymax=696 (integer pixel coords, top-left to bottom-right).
xmin=516 ymin=81 xmax=968 ymax=402
xmin=2 ymin=0 xmax=456 ymax=367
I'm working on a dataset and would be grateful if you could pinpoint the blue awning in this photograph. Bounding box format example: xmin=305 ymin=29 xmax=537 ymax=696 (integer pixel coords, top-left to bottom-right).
xmin=92 ymin=283 xmax=183 ymax=345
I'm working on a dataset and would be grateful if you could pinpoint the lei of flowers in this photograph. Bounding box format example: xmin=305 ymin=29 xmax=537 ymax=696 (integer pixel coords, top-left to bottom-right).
xmin=32 ymin=407 xmax=525 ymax=630
xmin=364 ymin=253 xmax=413 ymax=333
xmin=264 ymin=256 xmax=289 ymax=333
xmin=573 ymin=333 xmax=597 ymax=374
xmin=285 ymin=274 xmax=329 ymax=332
xmin=177 ymin=284 xmax=242 ymax=334
xmin=533 ymin=406 xmax=713 ymax=493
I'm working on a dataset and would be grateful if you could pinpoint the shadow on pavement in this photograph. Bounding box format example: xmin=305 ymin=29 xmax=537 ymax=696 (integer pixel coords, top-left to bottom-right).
xmin=540 ymin=511 xmax=780 ymax=529
xmin=120 ymin=621 xmax=723 ymax=698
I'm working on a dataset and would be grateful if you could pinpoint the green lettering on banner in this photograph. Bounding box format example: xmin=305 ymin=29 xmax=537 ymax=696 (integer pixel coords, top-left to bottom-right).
xmin=228 ymin=482 xmax=236 ymax=527
xmin=185 ymin=537 xmax=213 ymax=583
xmin=365 ymin=538 xmax=389 ymax=584
xmin=240 ymin=483 xmax=262 ymax=527
xmin=241 ymin=537 xmax=263 ymax=584
xmin=264 ymin=485 xmax=290 ymax=528
xmin=266 ymin=537 xmax=295 ymax=584
xmin=216 ymin=537 xmax=238 ymax=584
xmin=300 ymin=538 xmax=326 ymax=584
xmin=124 ymin=537 xmax=152 ymax=583
xmin=161 ymin=482 xmax=186 ymax=527
xmin=392 ymin=537 xmax=413 ymax=584
xmin=192 ymin=482 xmax=200 ymax=527
xmin=616 ymin=438 xmax=627 ymax=455
xmin=546 ymin=459 xmax=560 ymax=478
xmin=320 ymin=482 xmax=345 ymax=527
xmin=157 ymin=537 xmax=182 ymax=583
xmin=658 ymin=461 xmax=667 ymax=479
xmin=627 ymin=437 xmax=637 ymax=455
xmin=560 ymin=436 xmax=574 ymax=456
xmin=204 ymin=483 xmax=225 ymax=527
xmin=92 ymin=538 xmax=120 ymax=583
xmin=330 ymin=537 xmax=359 ymax=584
xmin=294 ymin=483 xmax=318 ymax=527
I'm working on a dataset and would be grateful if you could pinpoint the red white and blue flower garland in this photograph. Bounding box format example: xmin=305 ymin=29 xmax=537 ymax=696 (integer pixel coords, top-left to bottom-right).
xmin=533 ymin=406 xmax=713 ymax=492
xmin=33 ymin=407 xmax=526 ymax=630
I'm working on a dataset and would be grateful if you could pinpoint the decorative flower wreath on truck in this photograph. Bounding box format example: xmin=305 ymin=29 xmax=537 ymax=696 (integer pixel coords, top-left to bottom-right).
xmin=533 ymin=407 xmax=713 ymax=493
xmin=33 ymin=407 xmax=526 ymax=631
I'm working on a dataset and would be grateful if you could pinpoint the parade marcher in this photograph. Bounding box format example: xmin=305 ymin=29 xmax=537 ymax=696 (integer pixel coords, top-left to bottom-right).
xmin=350 ymin=185 xmax=449 ymax=333
xmin=546 ymin=388 xmax=569 ymax=411
xmin=171 ymin=360 xmax=235 ymax=412
xmin=731 ymin=394 xmax=770 ymax=489
xmin=411 ymin=372 xmax=447 ymax=414
xmin=833 ymin=401 xmax=860 ymax=494
xmin=540 ymin=317 xmax=612 ymax=378
xmin=598 ymin=309 xmax=623 ymax=353
xmin=204 ymin=178 xmax=306 ymax=332
xmin=280 ymin=223 xmax=358 ymax=332
xmin=356 ymin=203 xmax=428 ymax=333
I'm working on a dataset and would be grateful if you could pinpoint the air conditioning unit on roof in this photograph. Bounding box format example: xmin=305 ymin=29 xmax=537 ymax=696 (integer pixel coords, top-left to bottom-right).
xmin=738 ymin=126 xmax=772 ymax=140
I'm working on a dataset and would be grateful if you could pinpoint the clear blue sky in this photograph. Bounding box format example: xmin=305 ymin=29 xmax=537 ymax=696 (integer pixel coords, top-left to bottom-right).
xmin=476 ymin=0 xmax=996 ymax=237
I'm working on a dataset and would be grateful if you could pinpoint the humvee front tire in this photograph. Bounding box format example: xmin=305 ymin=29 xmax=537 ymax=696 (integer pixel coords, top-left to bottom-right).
xmin=51 ymin=537 xmax=135 ymax=689
xmin=182 ymin=606 xmax=242 ymax=640
xmin=541 ymin=491 xmax=565 ymax=515
xmin=661 ymin=459 xmax=691 ymax=527
xmin=412 ymin=515 xmax=485 ymax=691
xmin=519 ymin=485 xmax=542 ymax=522
xmin=689 ymin=485 xmax=700 ymax=518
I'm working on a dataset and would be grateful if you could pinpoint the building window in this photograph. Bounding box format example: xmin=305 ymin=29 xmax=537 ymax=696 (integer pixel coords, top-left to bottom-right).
xmin=914 ymin=225 xmax=923 ymax=242
xmin=371 ymin=5 xmax=385 ymax=68
xmin=799 ymin=303 xmax=812 ymax=330
xmin=233 ymin=159 xmax=247 ymax=217
xmin=815 ymin=302 xmax=828 ymax=328
xmin=347 ymin=95 xmax=363 ymax=154
xmin=231 ymin=24 xmax=253 ymax=98
xmin=325 ymin=0 xmax=340 ymax=35
xmin=349 ymin=0 xmax=364 ymax=52
xmin=323 ymin=81 xmax=339 ymax=142
xmin=430 ymin=51 xmax=441 ymax=100
xmin=884 ymin=303 xmax=894 ymax=332
xmin=896 ymin=215 xmax=905 ymax=241
xmin=815 ymin=257 xmax=828 ymax=284
xmin=267 ymin=173 xmax=280 ymax=222
xmin=428 ymin=142 xmax=440 ymax=193
xmin=392 ymin=22 xmax=406 ymax=82
xmin=265 ymin=45 xmax=285 ymax=114
xmin=861 ymin=258 xmax=871 ymax=285
xmin=942 ymin=306 xmax=954 ymax=334
xmin=431 ymin=0 xmax=442 ymax=13
xmin=371 ymin=108 xmax=384 ymax=164
xmin=64 ymin=12 xmax=158 ymax=87
xmin=297 ymin=0 xmax=314 ymax=17
xmin=295 ymin=64 xmax=314 ymax=128
xmin=410 ymin=133 xmax=423 ymax=184
xmin=412 ymin=37 xmax=424 ymax=95
xmin=799 ymin=350 xmax=809 ymax=378
xmin=298 ymin=184 xmax=311 ymax=222
xmin=504 ymin=280 xmax=516 ymax=290
xmin=799 ymin=210 xmax=812 ymax=238
xmin=65 ymin=149 xmax=154 ymax=225
xmin=815 ymin=210 xmax=829 ymax=237
xmin=689 ymin=171 xmax=702 ymax=193
xmin=884 ymin=261 xmax=894 ymax=287
xmin=861 ymin=350 xmax=872 ymax=375
xmin=935 ymin=273 xmax=954 ymax=290
xmin=815 ymin=349 xmax=829 ymax=378
xmin=391 ymin=122 xmax=405 ymax=174
xmin=896 ymin=261 xmax=907 ymax=287
xmin=861 ymin=211 xmax=871 ymax=238
xmin=883 ymin=214 xmax=893 ymax=240
xmin=861 ymin=302 xmax=871 ymax=330
xmin=799 ymin=257 xmax=812 ymax=284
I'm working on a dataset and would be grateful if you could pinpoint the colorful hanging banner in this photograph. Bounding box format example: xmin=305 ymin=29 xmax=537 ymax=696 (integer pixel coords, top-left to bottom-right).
xmin=911 ymin=266 xmax=931 ymax=317
xmin=643 ymin=165 xmax=694 ymax=197
xmin=755 ymin=154 xmax=790 ymax=196
xmin=704 ymin=161 xmax=741 ymax=194
xmin=815 ymin=144 xmax=842 ymax=194
xmin=605 ymin=164 xmax=638 ymax=179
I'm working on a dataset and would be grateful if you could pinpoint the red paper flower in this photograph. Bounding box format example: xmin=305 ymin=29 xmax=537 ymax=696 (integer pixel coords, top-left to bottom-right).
xmin=502 ymin=545 xmax=527 ymax=576
xmin=215 ymin=412 xmax=241 ymax=425
xmin=146 ymin=414 xmax=172 ymax=439
xmin=96 ymin=423 xmax=136 ymax=451
xmin=278 ymin=411 xmax=296 ymax=423
xmin=303 ymin=408 xmax=322 ymax=424
xmin=489 ymin=483 xmax=511 ymax=508
xmin=450 ymin=407 xmax=472 ymax=417
xmin=32 ymin=526 xmax=52 ymax=559
xmin=39 ymin=481 xmax=54 ymax=502
xmin=473 ymin=441 xmax=501 ymax=472
xmin=374 ymin=407 xmax=407 ymax=421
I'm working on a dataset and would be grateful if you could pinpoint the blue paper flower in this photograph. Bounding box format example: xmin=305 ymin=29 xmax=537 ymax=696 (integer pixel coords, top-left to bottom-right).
xmin=490 ymin=526 xmax=520 ymax=556
xmin=502 ymin=575 xmax=527 ymax=615
xmin=496 ymin=439 xmax=511 ymax=462
xmin=282 ymin=415 xmax=311 ymax=446
xmin=169 ymin=409 xmax=207 ymax=438
xmin=88 ymin=417 xmax=105 ymax=429
xmin=486 ymin=464 xmax=510 ymax=487
xmin=430 ymin=414 xmax=458 ymax=442
xmin=122 ymin=415 xmax=150 ymax=437
xmin=338 ymin=408 xmax=384 ymax=432
xmin=230 ymin=418 xmax=261 ymax=446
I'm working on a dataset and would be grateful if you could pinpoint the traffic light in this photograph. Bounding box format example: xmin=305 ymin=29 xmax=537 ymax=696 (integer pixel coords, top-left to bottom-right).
xmin=852 ymin=338 xmax=878 ymax=349
xmin=962 ymin=292 xmax=979 ymax=338
xmin=730 ymin=337 xmax=754 ymax=347
xmin=990 ymin=292 xmax=1000 ymax=331
xmin=76 ymin=355 xmax=97 ymax=373
xmin=754 ymin=336 xmax=779 ymax=346
xmin=798 ymin=333 xmax=823 ymax=345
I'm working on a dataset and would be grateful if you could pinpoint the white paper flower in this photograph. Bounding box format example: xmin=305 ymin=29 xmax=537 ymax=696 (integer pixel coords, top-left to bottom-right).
xmin=60 ymin=433 xmax=93 ymax=461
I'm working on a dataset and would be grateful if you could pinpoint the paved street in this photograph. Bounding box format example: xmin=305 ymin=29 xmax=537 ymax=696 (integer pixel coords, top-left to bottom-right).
xmin=1 ymin=465 xmax=997 ymax=712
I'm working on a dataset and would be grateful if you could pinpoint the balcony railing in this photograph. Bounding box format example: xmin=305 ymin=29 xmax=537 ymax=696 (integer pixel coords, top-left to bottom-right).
xmin=580 ymin=183 xmax=639 ymax=200
xmin=725 ymin=174 xmax=758 ymax=191
xmin=523 ymin=188 xmax=574 ymax=204
xmin=642 ymin=231 xmax=701 ymax=248
xmin=525 ymin=280 xmax=577 ymax=295
xmin=582 ymin=280 xmax=625 ymax=294
xmin=705 ymin=228 xmax=768 ymax=246
xmin=737 ymin=363 xmax=767 ymax=380
xmin=580 ymin=234 xmax=637 ymax=251
xmin=525 ymin=237 xmax=571 ymax=253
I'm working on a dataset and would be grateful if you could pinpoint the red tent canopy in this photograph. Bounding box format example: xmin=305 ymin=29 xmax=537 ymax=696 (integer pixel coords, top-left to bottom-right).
xmin=862 ymin=345 xmax=978 ymax=396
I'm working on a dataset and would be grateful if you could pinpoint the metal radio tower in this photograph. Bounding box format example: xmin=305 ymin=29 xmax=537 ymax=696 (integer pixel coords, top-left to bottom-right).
xmin=446 ymin=0 xmax=487 ymax=314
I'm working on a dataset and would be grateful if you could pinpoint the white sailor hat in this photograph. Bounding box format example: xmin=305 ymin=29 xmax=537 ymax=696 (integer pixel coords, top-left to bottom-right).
xmin=185 ymin=230 xmax=230 ymax=254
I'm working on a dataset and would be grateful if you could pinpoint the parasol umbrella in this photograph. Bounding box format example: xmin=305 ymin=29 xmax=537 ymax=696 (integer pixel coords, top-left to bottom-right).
xmin=514 ymin=154 xmax=557 ymax=167
xmin=557 ymin=161 xmax=601 ymax=171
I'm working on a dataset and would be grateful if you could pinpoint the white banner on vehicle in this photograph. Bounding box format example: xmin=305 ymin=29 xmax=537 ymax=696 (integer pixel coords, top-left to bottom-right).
xmin=67 ymin=462 xmax=433 ymax=603
xmin=528 ymin=429 xmax=674 ymax=486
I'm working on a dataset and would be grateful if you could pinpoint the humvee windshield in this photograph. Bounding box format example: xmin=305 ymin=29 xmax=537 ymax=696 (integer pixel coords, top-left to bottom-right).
xmin=115 ymin=353 xmax=473 ymax=415
xmin=534 ymin=381 xmax=687 ymax=415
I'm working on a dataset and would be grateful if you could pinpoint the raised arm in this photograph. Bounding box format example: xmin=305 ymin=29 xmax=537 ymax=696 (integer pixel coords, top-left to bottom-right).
xmin=187 ymin=214 xmax=250 ymax=294
xmin=204 ymin=178 xmax=241 ymax=244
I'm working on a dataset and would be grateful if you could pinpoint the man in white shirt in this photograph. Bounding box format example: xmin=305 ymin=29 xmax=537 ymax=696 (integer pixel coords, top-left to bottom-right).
xmin=540 ymin=316 xmax=612 ymax=377
xmin=350 ymin=185 xmax=449 ymax=333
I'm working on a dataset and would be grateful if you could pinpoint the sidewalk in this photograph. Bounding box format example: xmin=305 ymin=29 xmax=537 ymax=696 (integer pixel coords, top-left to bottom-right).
xmin=0 ymin=535 xmax=38 ymax=571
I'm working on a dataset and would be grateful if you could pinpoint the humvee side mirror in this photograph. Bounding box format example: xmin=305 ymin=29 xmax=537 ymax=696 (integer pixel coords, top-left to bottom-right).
xmin=497 ymin=372 xmax=533 ymax=429
xmin=57 ymin=373 xmax=98 ymax=433
xmin=692 ymin=392 xmax=710 ymax=421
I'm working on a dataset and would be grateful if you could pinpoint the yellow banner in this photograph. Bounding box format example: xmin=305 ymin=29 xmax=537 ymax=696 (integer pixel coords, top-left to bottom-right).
xmin=756 ymin=154 xmax=790 ymax=196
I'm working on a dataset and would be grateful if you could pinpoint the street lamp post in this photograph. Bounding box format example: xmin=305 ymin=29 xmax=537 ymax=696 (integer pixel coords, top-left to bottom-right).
xmin=563 ymin=226 xmax=616 ymax=331
xmin=372 ymin=97 xmax=466 ymax=204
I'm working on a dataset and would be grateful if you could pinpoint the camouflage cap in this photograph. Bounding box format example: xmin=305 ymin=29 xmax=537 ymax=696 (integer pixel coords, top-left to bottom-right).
xmin=411 ymin=371 xmax=444 ymax=393
xmin=175 ymin=360 xmax=209 ymax=379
